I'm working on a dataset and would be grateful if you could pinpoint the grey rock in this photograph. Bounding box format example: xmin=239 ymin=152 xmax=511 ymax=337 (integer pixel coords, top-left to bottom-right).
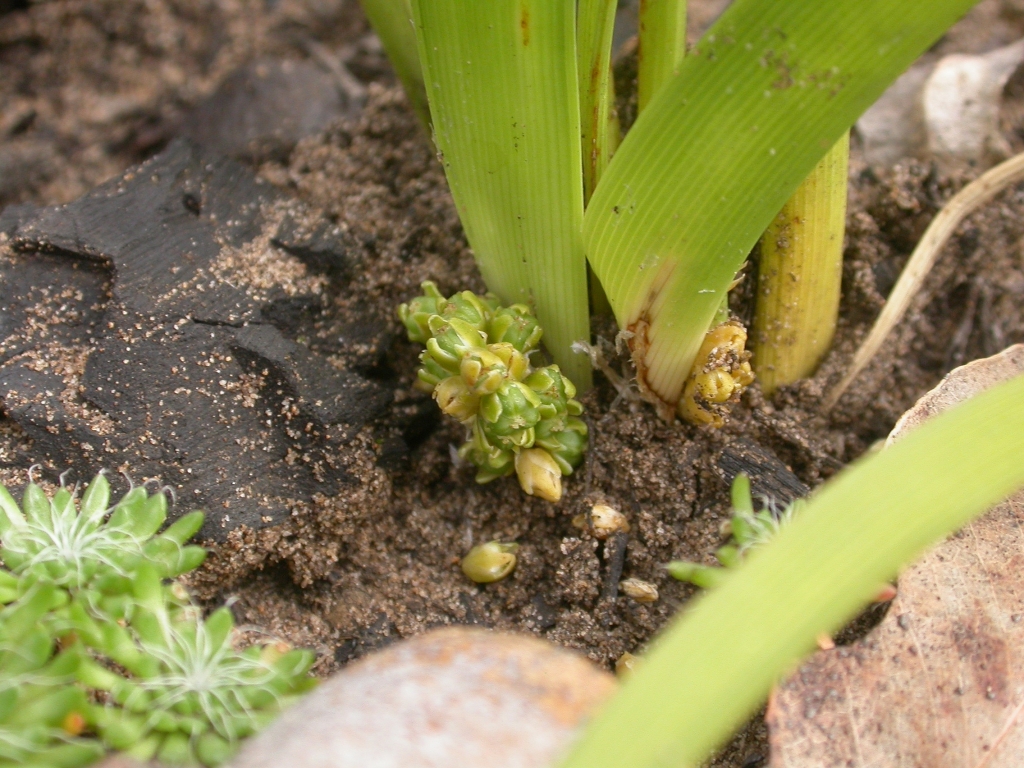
xmin=182 ymin=58 xmax=355 ymax=163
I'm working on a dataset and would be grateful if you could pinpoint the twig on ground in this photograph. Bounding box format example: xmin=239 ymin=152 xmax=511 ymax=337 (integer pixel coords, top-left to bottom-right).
xmin=825 ymin=150 xmax=1024 ymax=409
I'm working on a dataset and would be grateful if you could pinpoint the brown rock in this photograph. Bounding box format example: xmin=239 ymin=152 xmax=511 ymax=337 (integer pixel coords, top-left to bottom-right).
xmin=230 ymin=626 xmax=616 ymax=768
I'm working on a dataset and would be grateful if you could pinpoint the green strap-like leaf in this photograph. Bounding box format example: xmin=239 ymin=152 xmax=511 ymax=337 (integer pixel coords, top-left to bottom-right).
xmin=636 ymin=0 xmax=686 ymax=113
xmin=578 ymin=0 xmax=618 ymax=204
xmin=358 ymin=0 xmax=430 ymax=130
xmin=560 ymin=371 xmax=1024 ymax=768
xmin=585 ymin=0 xmax=978 ymax=405
xmin=411 ymin=0 xmax=591 ymax=387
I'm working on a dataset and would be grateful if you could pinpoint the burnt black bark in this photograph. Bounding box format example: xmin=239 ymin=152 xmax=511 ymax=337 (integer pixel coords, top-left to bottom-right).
xmin=0 ymin=139 xmax=394 ymax=540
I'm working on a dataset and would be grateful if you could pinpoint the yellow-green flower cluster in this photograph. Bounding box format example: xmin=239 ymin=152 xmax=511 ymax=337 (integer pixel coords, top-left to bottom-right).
xmin=399 ymin=282 xmax=588 ymax=502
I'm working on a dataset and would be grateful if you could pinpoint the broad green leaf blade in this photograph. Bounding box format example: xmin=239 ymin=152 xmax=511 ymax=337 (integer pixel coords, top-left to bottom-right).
xmin=560 ymin=372 xmax=1024 ymax=768
xmin=411 ymin=0 xmax=591 ymax=387
xmin=585 ymin=0 xmax=978 ymax=406
xmin=358 ymin=0 xmax=431 ymax=129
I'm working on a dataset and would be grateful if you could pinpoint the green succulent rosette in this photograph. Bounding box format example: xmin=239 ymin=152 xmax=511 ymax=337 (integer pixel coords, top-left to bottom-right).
xmin=0 ymin=475 xmax=205 ymax=607
xmin=0 ymin=583 xmax=103 ymax=768
xmin=0 ymin=475 xmax=319 ymax=766
xmin=399 ymin=281 xmax=589 ymax=500
xmin=72 ymin=564 xmax=315 ymax=767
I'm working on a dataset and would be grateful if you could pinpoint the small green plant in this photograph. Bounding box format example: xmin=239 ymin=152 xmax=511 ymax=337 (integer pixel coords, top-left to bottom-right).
xmin=667 ymin=474 xmax=800 ymax=590
xmin=0 ymin=473 xmax=317 ymax=766
xmin=0 ymin=471 xmax=204 ymax=599
xmin=0 ymin=584 xmax=103 ymax=768
xmin=73 ymin=565 xmax=315 ymax=765
xmin=400 ymin=281 xmax=587 ymax=502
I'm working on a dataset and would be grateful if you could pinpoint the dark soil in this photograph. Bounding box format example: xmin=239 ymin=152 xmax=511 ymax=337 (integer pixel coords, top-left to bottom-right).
xmin=5 ymin=2 xmax=1024 ymax=767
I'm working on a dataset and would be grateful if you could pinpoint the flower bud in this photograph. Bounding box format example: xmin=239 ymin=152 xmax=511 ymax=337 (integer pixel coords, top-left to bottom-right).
xmin=434 ymin=376 xmax=479 ymax=424
xmin=459 ymin=343 xmax=528 ymax=394
xmin=535 ymin=416 xmax=588 ymax=475
xmin=439 ymin=289 xmax=496 ymax=332
xmin=425 ymin=316 xmax=486 ymax=375
xmin=398 ymin=281 xmax=446 ymax=343
xmin=515 ymin=448 xmax=562 ymax=502
xmin=487 ymin=304 xmax=543 ymax=353
xmin=479 ymin=381 xmax=542 ymax=450
xmin=459 ymin=427 xmax=516 ymax=483
xmin=416 ymin=352 xmax=452 ymax=390
xmin=461 ymin=541 xmax=519 ymax=583
xmin=525 ymin=364 xmax=582 ymax=423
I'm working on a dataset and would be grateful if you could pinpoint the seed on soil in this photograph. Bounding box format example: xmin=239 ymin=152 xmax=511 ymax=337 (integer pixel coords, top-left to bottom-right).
xmin=461 ymin=541 xmax=520 ymax=583
xmin=572 ymin=503 xmax=631 ymax=539
xmin=619 ymin=578 xmax=659 ymax=603
xmin=615 ymin=651 xmax=641 ymax=678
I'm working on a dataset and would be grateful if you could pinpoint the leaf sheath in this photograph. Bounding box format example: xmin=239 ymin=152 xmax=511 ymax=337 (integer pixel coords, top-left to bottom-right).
xmin=753 ymin=132 xmax=849 ymax=394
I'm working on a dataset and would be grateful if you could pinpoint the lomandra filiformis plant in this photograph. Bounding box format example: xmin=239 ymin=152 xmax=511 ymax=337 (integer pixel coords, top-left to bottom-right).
xmin=0 ymin=474 xmax=317 ymax=766
xmin=400 ymin=281 xmax=587 ymax=502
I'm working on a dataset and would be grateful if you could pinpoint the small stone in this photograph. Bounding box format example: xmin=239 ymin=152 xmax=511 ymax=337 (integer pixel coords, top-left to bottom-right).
xmin=615 ymin=651 xmax=641 ymax=678
xmin=572 ymin=503 xmax=630 ymax=539
xmin=619 ymin=577 xmax=659 ymax=603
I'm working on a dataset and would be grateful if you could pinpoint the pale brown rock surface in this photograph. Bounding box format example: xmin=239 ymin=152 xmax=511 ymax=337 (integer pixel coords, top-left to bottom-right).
xmin=230 ymin=626 xmax=616 ymax=768
xmin=768 ymin=344 xmax=1024 ymax=768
